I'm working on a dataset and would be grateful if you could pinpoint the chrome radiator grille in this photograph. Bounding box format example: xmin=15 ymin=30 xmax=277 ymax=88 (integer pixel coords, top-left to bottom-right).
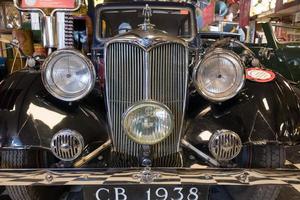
xmin=105 ymin=42 xmax=188 ymax=157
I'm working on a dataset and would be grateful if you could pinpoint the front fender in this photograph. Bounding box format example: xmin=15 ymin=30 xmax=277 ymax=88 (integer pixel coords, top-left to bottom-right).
xmin=185 ymin=74 xmax=300 ymax=145
xmin=0 ymin=70 xmax=109 ymax=150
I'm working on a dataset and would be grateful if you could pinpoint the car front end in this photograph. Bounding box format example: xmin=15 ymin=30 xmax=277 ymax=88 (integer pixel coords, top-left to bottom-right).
xmin=0 ymin=1 xmax=300 ymax=200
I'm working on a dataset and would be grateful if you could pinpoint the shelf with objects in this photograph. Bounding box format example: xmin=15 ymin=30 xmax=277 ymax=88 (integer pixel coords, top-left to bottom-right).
xmin=0 ymin=0 xmax=92 ymax=81
xmin=0 ymin=0 xmax=24 ymax=80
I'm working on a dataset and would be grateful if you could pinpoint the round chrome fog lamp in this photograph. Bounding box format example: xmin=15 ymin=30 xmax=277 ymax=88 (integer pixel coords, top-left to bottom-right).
xmin=50 ymin=129 xmax=84 ymax=161
xmin=208 ymin=130 xmax=242 ymax=161
xmin=41 ymin=49 xmax=96 ymax=102
xmin=122 ymin=101 xmax=174 ymax=145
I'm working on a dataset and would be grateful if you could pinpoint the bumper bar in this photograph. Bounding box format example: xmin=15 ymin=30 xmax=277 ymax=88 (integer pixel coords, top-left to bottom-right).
xmin=0 ymin=168 xmax=299 ymax=189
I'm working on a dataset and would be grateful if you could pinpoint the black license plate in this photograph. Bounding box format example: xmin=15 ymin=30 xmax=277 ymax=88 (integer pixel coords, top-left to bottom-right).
xmin=83 ymin=185 xmax=209 ymax=200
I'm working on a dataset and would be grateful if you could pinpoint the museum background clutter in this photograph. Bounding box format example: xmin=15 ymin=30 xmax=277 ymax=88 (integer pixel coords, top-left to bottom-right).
xmin=0 ymin=0 xmax=299 ymax=80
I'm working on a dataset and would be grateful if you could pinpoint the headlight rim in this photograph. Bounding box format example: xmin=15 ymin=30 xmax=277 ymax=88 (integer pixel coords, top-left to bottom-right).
xmin=122 ymin=100 xmax=174 ymax=145
xmin=192 ymin=48 xmax=245 ymax=102
xmin=41 ymin=49 xmax=96 ymax=102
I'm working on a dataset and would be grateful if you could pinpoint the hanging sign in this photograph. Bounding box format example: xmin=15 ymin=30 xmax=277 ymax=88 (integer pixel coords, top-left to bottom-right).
xmin=21 ymin=0 xmax=75 ymax=8
xmin=246 ymin=68 xmax=276 ymax=83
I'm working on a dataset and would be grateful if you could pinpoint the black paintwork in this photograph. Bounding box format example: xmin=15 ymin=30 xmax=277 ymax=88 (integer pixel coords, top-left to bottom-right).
xmin=0 ymin=63 xmax=299 ymax=152
xmin=186 ymin=74 xmax=300 ymax=147
xmin=0 ymin=70 xmax=108 ymax=150
xmin=0 ymin=1 xmax=299 ymax=162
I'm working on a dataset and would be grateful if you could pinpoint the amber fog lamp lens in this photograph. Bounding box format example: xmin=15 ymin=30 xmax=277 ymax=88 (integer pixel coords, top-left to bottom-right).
xmin=122 ymin=101 xmax=174 ymax=145
xmin=41 ymin=49 xmax=96 ymax=102
xmin=193 ymin=48 xmax=245 ymax=102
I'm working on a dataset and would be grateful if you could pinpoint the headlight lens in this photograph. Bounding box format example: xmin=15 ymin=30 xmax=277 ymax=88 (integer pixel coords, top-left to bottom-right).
xmin=122 ymin=101 xmax=174 ymax=145
xmin=41 ymin=49 xmax=96 ymax=101
xmin=193 ymin=48 xmax=245 ymax=102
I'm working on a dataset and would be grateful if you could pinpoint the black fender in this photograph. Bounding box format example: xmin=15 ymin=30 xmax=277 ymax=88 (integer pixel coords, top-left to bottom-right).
xmin=0 ymin=70 xmax=109 ymax=150
xmin=185 ymin=73 xmax=300 ymax=146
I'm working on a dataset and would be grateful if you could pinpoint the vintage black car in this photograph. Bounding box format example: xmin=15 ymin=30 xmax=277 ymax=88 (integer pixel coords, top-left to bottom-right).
xmin=249 ymin=22 xmax=300 ymax=86
xmin=0 ymin=1 xmax=300 ymax=200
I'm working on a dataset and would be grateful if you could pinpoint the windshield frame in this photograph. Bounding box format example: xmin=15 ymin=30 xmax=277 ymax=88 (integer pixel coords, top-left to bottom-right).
xmin=95 ymin=4 xmax=197 ymax=43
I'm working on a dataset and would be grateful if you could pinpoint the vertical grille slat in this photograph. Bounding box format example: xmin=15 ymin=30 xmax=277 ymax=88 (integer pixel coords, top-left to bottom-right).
xmin=106 ymin=42 xmax=188 ymax=157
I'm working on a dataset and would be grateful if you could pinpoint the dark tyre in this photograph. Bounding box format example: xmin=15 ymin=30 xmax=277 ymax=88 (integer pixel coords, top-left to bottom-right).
xmin=0 ymin=186 xmax=5 ymax=195
xmin=212 ymin=185 xmax=282 ymax=200
xmin=238 ymin=143 xmax=286 ymax=168
xmin=233 ymin=144 xmax=286 ymax=200
xmin=1 ymin=150 xmax=65 ymax=200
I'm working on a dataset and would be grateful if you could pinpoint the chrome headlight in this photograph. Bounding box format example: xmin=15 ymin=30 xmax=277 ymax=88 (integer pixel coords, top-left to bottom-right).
xmin=41 ymin=49 xmax=96 ymax=101
xmin=122 ymin=101 xmax=174 ymax=145
xmin=193 ymin=48 xmax=245 ymax=102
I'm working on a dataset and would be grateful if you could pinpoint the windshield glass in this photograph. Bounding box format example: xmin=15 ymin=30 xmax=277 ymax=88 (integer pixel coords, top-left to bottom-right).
xmin=98 ymin=7 xmax=193 ymax=40
xmin=272 ymin=24 xmax=300 ymax=43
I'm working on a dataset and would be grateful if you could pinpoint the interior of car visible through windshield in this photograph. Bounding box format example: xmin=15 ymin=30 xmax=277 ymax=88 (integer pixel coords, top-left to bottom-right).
xmin=99 ymin=8 xmax=192 ymax=39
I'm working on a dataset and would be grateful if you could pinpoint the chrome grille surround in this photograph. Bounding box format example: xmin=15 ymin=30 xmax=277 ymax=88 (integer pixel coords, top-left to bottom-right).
xmin=50 ymin=129 xmax=84 ymax=161
xmin=105 ymin=30 xmax=188 ymax=157
xmin=208 ymin=130 xmax=242 ymax=161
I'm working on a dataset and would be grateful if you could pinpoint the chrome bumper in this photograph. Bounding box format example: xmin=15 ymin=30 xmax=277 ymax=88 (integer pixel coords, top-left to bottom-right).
xmin=0 ymin=168 xmax=299 ymax=189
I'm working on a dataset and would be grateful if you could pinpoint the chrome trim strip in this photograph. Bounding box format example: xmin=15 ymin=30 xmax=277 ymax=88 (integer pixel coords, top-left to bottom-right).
xmin=0 ymin=168 xmax=299 ymax=186
xmin=105 ymin=36 xmax=188 ymax=51
xmin=74 ymin=140 xmax=112 ymax=168
xmin=181 ymin=139 xmax=220 ymax=167
xmin=177 ymin=47 xmax=189 ymax=151
xmin=145 ymin=48 xmax=149 ymax=99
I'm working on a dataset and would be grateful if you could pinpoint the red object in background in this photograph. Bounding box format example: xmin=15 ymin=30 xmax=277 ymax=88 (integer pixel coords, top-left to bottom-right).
xmin=180 ymin=9 xmax=189 ymax=15
xmin=21 ymin=0 xmax=75 ymax=8
xmin=246 ymin=68 xmax=276 ymax=83
xmin=239 ymin=0 xmax=251 ymax=27
xmin=202 ymin=1 xmax=215 ymax=27
xmin=227 ymin=0 xmax=239 ymax=5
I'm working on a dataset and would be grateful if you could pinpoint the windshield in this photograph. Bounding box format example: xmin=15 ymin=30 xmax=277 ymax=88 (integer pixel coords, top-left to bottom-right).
xmin=272 ymin=24 xmax=300 ymax=43
xmin=97 ymin=7 xmax=194 ymax=41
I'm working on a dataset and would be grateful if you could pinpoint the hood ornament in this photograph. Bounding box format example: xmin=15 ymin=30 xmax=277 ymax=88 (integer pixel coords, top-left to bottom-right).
xmin=139 ymin=4 xmax=155 ymax=31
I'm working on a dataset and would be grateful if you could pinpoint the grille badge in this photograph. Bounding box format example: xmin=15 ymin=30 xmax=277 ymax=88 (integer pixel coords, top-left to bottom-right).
xmin=138 ymin=38 xmax=153 ymax=48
